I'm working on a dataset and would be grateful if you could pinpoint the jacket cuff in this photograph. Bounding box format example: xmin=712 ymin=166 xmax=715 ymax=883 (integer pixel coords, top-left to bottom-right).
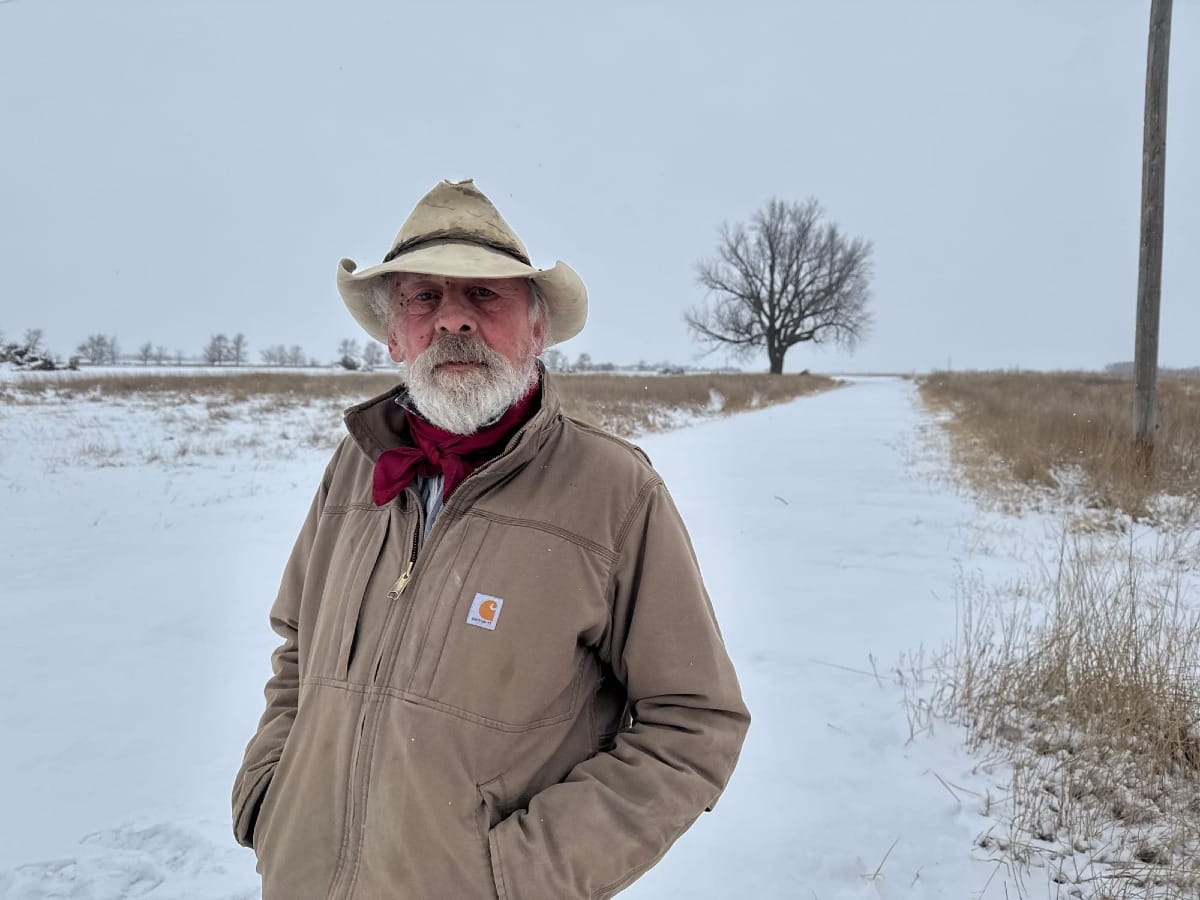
xmin=232 ymin=762 xmax=276 ymax=849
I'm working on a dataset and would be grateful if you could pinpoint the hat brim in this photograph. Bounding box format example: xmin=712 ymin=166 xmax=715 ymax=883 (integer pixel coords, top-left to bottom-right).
xmin=336 ymin=243 xmax=587 ymax=347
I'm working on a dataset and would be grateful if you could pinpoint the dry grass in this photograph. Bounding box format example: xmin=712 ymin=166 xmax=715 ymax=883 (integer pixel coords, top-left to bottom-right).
xmin=0 ymin=371 xmax=386 ymax=405
xmin=2 ymin=370 xmax=837 ymax=437
xmin=925 ymin=528 xmax=1200 ymax=897
xmin=912 ymin=371 xmax=1200 ymax=896
xmin=554 ymin=372 xmax=837 ymax=436
xmin=918 ymin=371 xmax=1200 ymax=519
xmin=0 ymin=370 xmax=839 ymax=470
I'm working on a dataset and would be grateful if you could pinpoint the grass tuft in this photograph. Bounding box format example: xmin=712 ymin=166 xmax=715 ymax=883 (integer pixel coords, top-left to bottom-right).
xmin=933 ymin=529 xmax=1200 ymax=897
xmin=915 ymin=370 xmax=1200 ymax=897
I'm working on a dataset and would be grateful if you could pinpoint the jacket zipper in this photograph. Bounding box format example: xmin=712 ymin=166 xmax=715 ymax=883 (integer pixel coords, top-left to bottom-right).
xmin=387 ymin=561 xmax=414 ymax=599
xmin=371 ymin=486 xmax=469 ymax=690
xmin=389 ymin=510 xmax=421 ymax=599
xmin=372 ymin=520 xmax=420 ymax=675
xmin=328 ymin=499 xmax=423 ymax=900
xmin=330 ymin=431 xmax=533 ymax=899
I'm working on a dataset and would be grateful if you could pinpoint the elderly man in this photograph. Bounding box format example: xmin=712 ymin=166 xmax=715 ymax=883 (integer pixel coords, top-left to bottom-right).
xmin=232 ymin=179 xmax=750 ymax=899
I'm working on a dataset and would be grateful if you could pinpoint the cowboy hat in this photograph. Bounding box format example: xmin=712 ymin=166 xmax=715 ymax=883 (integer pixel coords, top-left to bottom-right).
xmin=336 ymin=179 xmax=587 ymax=347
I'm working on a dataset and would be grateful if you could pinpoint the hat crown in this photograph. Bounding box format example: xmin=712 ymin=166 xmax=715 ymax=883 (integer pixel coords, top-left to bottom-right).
xmin=337 ymin=177 xmax=588 ymax=348
xmin=387 ymin=179 xmax=529 ymax=265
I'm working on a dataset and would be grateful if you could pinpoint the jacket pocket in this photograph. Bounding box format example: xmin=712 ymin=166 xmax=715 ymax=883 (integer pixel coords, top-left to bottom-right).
xmin=250 ymin=719 xmax=302 ymax=859
xmin=309 ymin=507 xmax=390 ymax=680
xmin=253 ymin=764 xmax=282 ymax=855
xmin=476 ymin=773 xmax=510 ymax=830
xmin=232 ymin=761 xmax=275 ymax=849
xmin=420 ymin=520 xmax=609 ymax=730
xmin=477 ymin=775 xmax=510 ymax=900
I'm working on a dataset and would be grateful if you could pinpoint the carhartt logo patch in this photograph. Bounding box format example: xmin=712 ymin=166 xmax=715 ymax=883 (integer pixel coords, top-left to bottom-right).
xmin=467 ymin=593 xmax=504 ymax=631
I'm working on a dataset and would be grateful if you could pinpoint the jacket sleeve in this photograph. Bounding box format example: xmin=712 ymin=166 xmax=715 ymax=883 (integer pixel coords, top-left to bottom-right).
xmin=487 ymin=479 xmax=751 ymax=900
xmin=230 ymin=467 xmax=331 ymax=849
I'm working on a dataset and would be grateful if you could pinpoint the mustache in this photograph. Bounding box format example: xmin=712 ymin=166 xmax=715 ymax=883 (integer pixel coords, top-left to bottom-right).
xmin=420 ymin=333 xmax=500 ymax=368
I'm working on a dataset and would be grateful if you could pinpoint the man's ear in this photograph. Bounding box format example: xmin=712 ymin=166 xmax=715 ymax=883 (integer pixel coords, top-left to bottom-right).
xmin=529 ymin=309 xmax=547 ymax=358
xmin=387 ymin=322 xmax=405 ymax=363
xmin=531 ymin=324 xmax=547 ymax=359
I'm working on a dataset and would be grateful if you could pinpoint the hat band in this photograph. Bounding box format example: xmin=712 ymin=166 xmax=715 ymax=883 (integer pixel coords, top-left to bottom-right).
xmin=382 ymin=229 xmax=532 ymax=266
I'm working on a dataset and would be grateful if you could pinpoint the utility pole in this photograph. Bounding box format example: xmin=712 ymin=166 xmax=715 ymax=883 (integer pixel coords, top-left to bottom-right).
xmin=1133 ymin=0 xmax=1172 ymax=471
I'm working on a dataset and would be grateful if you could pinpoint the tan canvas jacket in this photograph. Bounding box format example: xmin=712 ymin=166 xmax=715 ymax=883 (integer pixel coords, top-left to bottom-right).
xmin=231 ymin=374 xmax=750 ymax=899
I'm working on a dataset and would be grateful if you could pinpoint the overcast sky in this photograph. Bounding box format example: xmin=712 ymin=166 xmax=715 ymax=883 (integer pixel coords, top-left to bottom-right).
xmin=1 ymin=0 xmax=1196 ymax=373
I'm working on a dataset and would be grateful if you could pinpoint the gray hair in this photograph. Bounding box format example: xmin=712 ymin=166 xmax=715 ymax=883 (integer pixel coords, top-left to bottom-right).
xmin=528 ymin=281 xmax=552 ymax=344
xmin=371 ymin=275 xmax=552 ymax=345
xmin=369 ymin=274 xmax=397 ymax=327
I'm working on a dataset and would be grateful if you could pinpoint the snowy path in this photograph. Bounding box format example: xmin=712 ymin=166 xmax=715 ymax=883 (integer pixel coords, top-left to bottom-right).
xmin=627 ymin=377 xmax=1022 ymax=899
xmin=1 ymin=377 xmax=1035 ymax=898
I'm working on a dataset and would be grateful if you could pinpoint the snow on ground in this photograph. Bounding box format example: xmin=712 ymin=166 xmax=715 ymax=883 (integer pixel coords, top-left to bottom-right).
xmin=0 ymin=375 xmax=1090 ymax=898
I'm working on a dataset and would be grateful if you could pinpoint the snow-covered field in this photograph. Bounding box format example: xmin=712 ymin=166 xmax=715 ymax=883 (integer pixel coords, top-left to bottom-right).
xmin=0 ymin=375 xmax=1171 ymax=899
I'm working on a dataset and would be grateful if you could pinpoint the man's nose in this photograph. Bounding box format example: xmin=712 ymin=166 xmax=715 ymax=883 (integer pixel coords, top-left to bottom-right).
xmin=435 ymin=291 xmax=476 ymax=334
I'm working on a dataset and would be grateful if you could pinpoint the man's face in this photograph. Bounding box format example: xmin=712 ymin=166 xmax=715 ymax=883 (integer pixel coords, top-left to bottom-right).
xmin=386 ymin=274 xmax=544 ymax=368
xmin=386 ymin=274 xmax=546 ymax=434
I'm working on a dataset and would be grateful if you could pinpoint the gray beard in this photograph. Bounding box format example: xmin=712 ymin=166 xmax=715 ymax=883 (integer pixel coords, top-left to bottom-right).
xmin=405 ymin=333 xmax=539 ymax=435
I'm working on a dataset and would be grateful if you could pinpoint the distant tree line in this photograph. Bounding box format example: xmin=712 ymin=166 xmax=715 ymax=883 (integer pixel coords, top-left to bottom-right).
xmin=136 ymin=342 xmax=172 ymax=365
xmin=260 ymin=344 xmax=316 ymax=367
xmin=201 ymin=333 xmax=249 ymax=366
xmin=330 ymin=338 xmax=385 ymax=371
xmin=3 ymin=324 xmax=401 ymax=372
xmin=77 ymin=334 xmax=120 ymax=365
xmin=4 ymin=325 xmax=696 ymax=376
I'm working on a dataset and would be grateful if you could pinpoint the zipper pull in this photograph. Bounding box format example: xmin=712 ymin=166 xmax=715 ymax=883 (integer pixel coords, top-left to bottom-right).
xmin=387 ymin=560 xmax=415 ymax=600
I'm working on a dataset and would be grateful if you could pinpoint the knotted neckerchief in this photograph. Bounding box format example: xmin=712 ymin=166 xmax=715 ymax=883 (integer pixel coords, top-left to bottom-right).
xmin=372 ymin=384 xmax=540 ymax=507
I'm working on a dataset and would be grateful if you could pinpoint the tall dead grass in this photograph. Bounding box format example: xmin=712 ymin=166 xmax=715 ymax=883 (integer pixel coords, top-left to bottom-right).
xmin=914 ymin=371 xmax=1200 ymax=896
xmin=0 ymin=371 xmax=386 ymax=404
xmin=554 ymin=372 xmax=836 ymax=435
xmin=1 ymin=370 xmax=838 ymax=469
xmin=930 ymin=529 xmax=1200 ymax=897
xmin=2 ymin=370 xmax=836 ymax=437
xmin=918 ymin=372 xmax=1200 ymax=518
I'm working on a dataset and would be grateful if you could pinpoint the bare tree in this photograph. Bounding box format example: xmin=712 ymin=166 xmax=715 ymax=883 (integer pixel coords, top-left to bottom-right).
xmin=286 ymin=345 xmax=307 ymax=367
xmin=155 ymin=345 xmax=168 ymax=365
xmin=23 ymin=328 xmax=43 ymax=354
xmin=231 ymin=333 xmax=248 ymax=366
xmin=203 ymin=334 xmax=230 ymax=366
xmin=76 ymin=336 xmax=98 ymax=364
xmin=76 ymin=334 xmax=118 ymax=365
xmin=337 ymin=338 xmax=361 ymax=371
xmin=687 ymin=198 xmax=873 ymax=374
xmin=138 ymin=341 xmax=155 ymax=365
xmin=361 ymin=342 xmax=384 ymax=370
xmin=541 ymin=348 xmax=568 ymax=372
xmin=261 ymin=345 xmax=284 ymax=366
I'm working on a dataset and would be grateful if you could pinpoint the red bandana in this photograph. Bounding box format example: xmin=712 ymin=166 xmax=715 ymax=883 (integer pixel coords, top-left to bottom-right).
xmin=372 ymin=384 xmax=541 ymax=507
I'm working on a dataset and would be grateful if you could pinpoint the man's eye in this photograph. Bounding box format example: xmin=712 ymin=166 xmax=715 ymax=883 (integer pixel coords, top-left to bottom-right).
xmin=412 ymin=291 xmax=437 ymax=303
xmin=472 ymin=287 xmax=497 ymax=299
